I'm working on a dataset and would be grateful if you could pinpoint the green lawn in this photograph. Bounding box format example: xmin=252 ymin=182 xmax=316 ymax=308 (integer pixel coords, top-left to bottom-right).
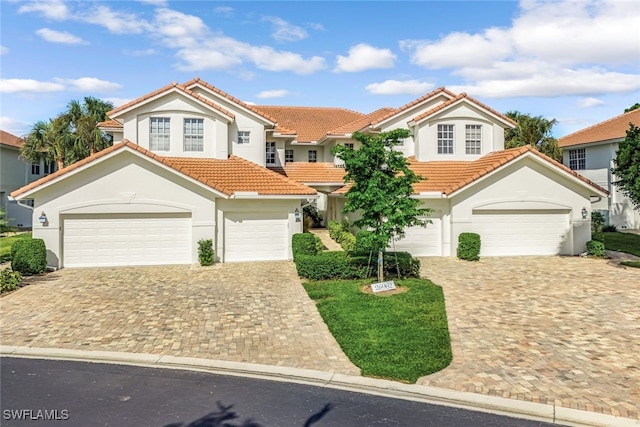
xmin=0 ymin=232 xmax=32 ymax=262
xmin=621 ymin=261 xmax=640 ymax=268
xmin=303 ymin=278 xmax=452 ymax=383
xmin=593 ymin=232 xmax=640 ymax=257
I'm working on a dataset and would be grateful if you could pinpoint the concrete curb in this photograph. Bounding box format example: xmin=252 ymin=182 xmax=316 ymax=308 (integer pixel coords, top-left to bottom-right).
xmin=1 ymin=346 xmax=637 ymax=427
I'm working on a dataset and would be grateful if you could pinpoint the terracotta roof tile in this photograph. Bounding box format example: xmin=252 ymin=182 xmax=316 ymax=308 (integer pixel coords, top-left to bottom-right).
xmin=412 ymin=93 xmax=517 ymax=126
xmin=372 ymin=87 xmax=456 ymax=125
xmin=97 ymin=119 xmax=123 ymax=129
xmin=327 ymin=108 xmax=397 ymax=136
xmin=11 ymin=140 xmax=316 ymax=198
xmin=558 ymin=109 xmax=640 ymax=147
xmin=269 ymin=162 xmax=347 ymax=183
xmin=1 ymin=130 xmax=24 ymax=148
xmin=253 ymin=106 xmax=364 ymax=143
xmin=331 ymin=145 xmax=606 ymax=196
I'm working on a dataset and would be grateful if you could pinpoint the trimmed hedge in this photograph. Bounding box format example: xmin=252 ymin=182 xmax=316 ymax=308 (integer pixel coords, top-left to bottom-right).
xmin=457 ymin=232 xmax=481 ymax=261
xmin=0 ymin=268 xmax=22 ymax=293
xmin=11 ymin=238 xmax=47 ymax=275
xmin=294 ymin=252 xmax=368 ymax=280
xmin=351 ymin=251 xmax=421 ymax=279
xmin=292 ymin=233 xmax=323 ymax=258
xmin=198 ymin=239 xmax=214 ymax=266
xmin=354 ymin=230 xmax=376 ymax=254
xmin=586 ymin=240 xmax=606 ymax=257
xmin=10 ymin=239 xmax=28 ymax=261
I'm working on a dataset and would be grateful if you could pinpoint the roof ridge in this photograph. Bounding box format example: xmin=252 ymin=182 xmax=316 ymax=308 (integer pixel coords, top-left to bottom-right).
xmin=228 ymin=155 xmax=313 ymax=189
xmin=372 ymin=87 xmax=451 ymax=125
xmin=558 ymin=108 xmax=640 ymax=141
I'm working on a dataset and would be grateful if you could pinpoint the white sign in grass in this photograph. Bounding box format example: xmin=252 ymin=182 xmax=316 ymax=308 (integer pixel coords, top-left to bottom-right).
xmin=371 ymin=280 xmax=396 ymax=293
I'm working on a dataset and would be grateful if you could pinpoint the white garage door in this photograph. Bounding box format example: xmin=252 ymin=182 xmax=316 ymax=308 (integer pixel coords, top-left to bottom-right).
xmin=472 ymin=210 xmax=570 ymax=256
xmin=389 ymin=217 xmax=442 ymax=256
xmin=224 ymin=212 xmax=288 ymax=262
xmin=63 ymin=214 xmax=192 ymax=267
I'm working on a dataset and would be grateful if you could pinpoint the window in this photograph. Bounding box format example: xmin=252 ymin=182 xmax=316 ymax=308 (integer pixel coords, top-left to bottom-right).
xmin=345 ymin=143 xmax=354 ymax=149
xmin=308 ymin=150 xmax=317 ymax=163
xmin=569 ymin=148 xmax=586 ymax=170
xmin=266 ymin=142 xmax=276 ymax=165
xmin=437 ymin=124 xmax=454 ymax=154
xmin=238 ymin=131 xmax=250 ymax=144
xmin=465 ymin=125 xmax=482 ymax=155
xmin=31 ymin=163 xmax=40 ymax=175
xmin=285 ymin=149 xmax=294 ymax=163
xmin=184 ymin=118 xmax=204 ymax=151
xmin=44 ymin=161 xmax=56 ymax=175
xmin=150 ymin=117 xmax=170 ymax=151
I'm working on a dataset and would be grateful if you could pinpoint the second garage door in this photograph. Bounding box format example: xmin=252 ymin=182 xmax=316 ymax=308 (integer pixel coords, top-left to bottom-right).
xmin=63 ymin=213 xmax=192 ymax=267
xmin=224 ymin=212 xmax=288 ymax=262
xmin=472 ymin=210 xmax=571 ymax=256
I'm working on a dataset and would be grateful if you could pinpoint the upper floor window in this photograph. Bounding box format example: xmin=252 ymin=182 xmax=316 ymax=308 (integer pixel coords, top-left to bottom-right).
xmin=238 ymin=131 xmax=250 ymax=144
xmin=569 ymin=148 xmax=586 ymax=170
xmin=345 ymin=143 xmax=354 ymax=149
xmin=308 ymin=150 xmax=317 ymax=163
xmin=31 ymin=163 xmax=40 ymax=175
xmin=266 ymin=142 xmax=276 ymax=165
xmin=285 ymin=149 xmax=294 ymax=163
xmin=184 ymin=118 xmax=204 ymax=152
xmin=437 ymin=124 xmax=454 ymax=154
xmin=44 ymin=161 xmax=56 ymax=175
xmin=150 ymin=117 xmax=170 ymax=151
xmin=465 ymin=125 xmax=482 ymax=155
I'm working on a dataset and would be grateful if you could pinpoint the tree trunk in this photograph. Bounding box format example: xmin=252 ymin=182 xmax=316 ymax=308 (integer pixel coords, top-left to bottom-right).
xmin=377 ymin=248 xmax=384 ymax=282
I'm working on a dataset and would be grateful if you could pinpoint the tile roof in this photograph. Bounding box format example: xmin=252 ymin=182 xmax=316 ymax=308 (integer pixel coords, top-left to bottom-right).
xmin=331 ymin=145 xmax=606 ymax=196
xmin=97 ymin=119 xmax=123 ymax=129
xmin=558 ymin=109 xmax=640 ymax=147
xmin=269 ymin=162 xmax=347 ymax=183
xmin=372 ymin=87 xmax=456 ymax=125
xmin=107 ymin=81 xmax=236 ymax=121
xmin=411 ymin=93 xmax=517 ymax=126
xmin=11 ymin=140 xmax=316 ymax=198
xmin=0 ymin=130 xmax=24 ymax=148
xmin=326 ymin=108 xmax=397 ymax=136
xmin=254 ymin=106 xmax=364 ymax=142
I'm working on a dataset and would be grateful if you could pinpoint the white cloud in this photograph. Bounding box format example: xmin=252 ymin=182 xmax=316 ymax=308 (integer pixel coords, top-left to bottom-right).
xmin=256 ymin=89 xmax=290 ymax=99
xmin=36 ymin=28 xmax=88 ymax=45
xmin=401 ymin=0 xmax=640 ymax=98
xmin=0 ymin=117 xmax=31 ymax=136
xmin=56 ymin=77 xmax=123 ymax=92
xmin=18 ymin=0 xmax=70 ymax=20
xmin=123 ymin=48 xmax=157 ymax=56
xmin=104 ymin=97 xmax=133 ymax=107
xmin=579 ymin=97 xmax=605 ymax=108
xmin=262 ymin=16 xmax=308 ymax=42
xmin=153 ymin=7 xmax=208 ymax=46
xmin=0 ymin=79 xmax=65 ymax=93
xmin=81 ymin=5 xmax=152 ymax=34
xmin=335 ymin=44 xmax=396 ymax=73
xmin=213 ymin=6 xmax=233 ymax=16
xmin=138 ymin=0 xmax=168 ymax=6
xmin=365 ymin=80 xmax=434 ymax=95
xmin=0 ymin=45 xmax=8 ymax=55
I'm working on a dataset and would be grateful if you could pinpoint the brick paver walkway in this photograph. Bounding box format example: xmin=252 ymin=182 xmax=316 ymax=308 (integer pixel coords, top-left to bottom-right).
xmin=0 ymin=262 xmax=359 ymax=375
xmin=308 ymin=228 xmax=343 ymax=251
xmin=417 ymin=256 xmax=640 ymax=420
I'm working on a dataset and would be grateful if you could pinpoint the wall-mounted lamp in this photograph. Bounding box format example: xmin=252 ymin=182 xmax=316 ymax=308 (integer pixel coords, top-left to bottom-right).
xmin=581 ymin=207 xmax=588 ymax=220
xmin=38 ymin=212 xmax=48 ymax=224
xmin=294 ymin=208 xmax=301 ymax=222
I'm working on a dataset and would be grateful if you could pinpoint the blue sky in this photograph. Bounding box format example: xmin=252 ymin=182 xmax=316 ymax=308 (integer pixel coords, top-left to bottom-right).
xmin=1 ymin=0 xmax=639 ymax=138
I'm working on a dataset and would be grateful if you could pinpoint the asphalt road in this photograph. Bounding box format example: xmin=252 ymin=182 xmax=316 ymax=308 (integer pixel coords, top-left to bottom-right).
xmin=0 ymin=357 xmax=557 ymax=427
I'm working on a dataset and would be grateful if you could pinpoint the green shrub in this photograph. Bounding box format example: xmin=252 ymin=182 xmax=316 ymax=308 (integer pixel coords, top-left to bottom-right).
xmin=292 ymin=233 xmax=323 ymax=258
xmin=0 ymin=268 xmax=22 ymax=293
xmin=457 ymin=232 xmax=481 ymax=261
xmin=294 ymin=252 xmax=368 ymax=280
xmin=591 ymin=211 xmax=605 ymax=233
xmin=327 ymin=220 xmax=343 ymax=240
xmin=602 ymin=224 xmax=617 ymax=232
xmin=197 ymin=239 xmax=214 ymax=266
xmin=303 ymin=204 xmax=323 ymax=228
xmin=338 ymin=231 xmax=356 ymax=252
xmin=351 ymin=251 xmax=421 ymax=278
xmin=11 ymin=238 xmax=47 ymax=275
xmin=354 ymin=230 xmax=376 ymax=254
xmin=10 ymin=239 xmax=28 ymax=261
xmin=586 ymin=240 xmax=606 ymax=257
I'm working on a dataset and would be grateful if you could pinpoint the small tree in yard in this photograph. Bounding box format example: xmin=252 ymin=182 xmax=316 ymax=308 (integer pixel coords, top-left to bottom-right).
xmin=612 ymin=124 xmax=640 ymax=209
xmin=333 ymin=129 xmax=431 ymax=282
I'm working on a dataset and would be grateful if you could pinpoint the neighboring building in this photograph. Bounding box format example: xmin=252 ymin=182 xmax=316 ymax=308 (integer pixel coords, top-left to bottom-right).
xmin=0 ymin=130 xmax=56 ymax=228
xmin=558 ymin=109 xmax=640 ymax=229
xmin=11 ymin=78 xmax=606 ymax=268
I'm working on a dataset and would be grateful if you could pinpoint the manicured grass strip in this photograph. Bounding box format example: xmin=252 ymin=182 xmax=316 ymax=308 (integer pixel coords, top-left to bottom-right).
xmin=0 ymin=232 xmax=32 ymax=262
xmin=621 ymin=261 xmax=640 ymax=268
xmin=593 ymin=232 xmax=640 ymax=256
xmin=303 ymin=279 xmax=452 ymax=383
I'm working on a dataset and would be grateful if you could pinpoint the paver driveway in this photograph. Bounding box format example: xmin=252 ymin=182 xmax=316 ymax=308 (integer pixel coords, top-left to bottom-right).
xmin=0 ymin=262 xmax=359 ymax=375
xmin=417 ymin=256 xmax=640 ymax=420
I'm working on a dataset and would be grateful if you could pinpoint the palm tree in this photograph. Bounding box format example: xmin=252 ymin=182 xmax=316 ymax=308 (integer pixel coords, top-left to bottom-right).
xmin=65 ymin=96 xmax=114 ymax=157
xmin=21 ymin=117 xmax=74 ymax=170
xmin=505 ymin=111 xmax=562 ymax=162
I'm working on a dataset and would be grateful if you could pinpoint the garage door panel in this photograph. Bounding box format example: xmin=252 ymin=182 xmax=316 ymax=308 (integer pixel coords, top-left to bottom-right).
xmin=472 ymin=210 xmax=570 ymax=256
xmin=390 ymin=217 xmax=442 ymax=256
xmin=63 ymin=215 xmax=191 ymax=267
xmin=224 ymin=212 xmax=287 ymax=262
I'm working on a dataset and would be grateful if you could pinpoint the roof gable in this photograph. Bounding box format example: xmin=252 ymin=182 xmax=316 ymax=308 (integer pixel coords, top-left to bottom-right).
xmin=371 ymin=87 xmax=457 ymax=129
xmin=411 ymin=93 xmax=517 ymax=128
xmin=0 ymin=130 xmax=24 ymax=148
xmin=558 ymin=109 xmax=640 ymax=147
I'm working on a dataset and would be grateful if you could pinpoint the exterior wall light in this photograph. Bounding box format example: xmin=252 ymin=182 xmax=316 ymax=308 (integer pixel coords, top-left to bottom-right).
xmin=294 ymin=208 xmax=301 ymax=222
xmin=38 ymin=212 xmax=48 ymax=224
xmin=581 ymin=207 xmax=588 ymax=219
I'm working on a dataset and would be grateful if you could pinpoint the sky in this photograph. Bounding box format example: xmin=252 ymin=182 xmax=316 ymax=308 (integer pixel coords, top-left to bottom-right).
xmin=1 ymin=0 xmax=639 ymax=138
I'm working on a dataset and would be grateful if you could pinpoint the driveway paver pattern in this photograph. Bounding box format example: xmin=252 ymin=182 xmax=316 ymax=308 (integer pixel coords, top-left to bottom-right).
xmin=417 ymin=256 xmax=640 ymax=420
xmin=0 ymin=262 xmax=359 ymax=375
